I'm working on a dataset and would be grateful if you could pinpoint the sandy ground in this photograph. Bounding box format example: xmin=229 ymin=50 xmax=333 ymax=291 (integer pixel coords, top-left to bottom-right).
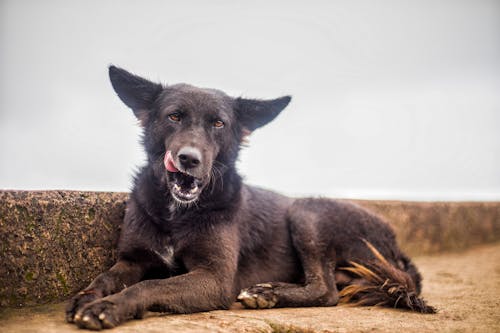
xmin=1 ymin=242 xmax=500 ymax=333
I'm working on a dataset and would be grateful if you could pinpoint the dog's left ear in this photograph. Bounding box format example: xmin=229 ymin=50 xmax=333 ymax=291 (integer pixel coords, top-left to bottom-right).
xmin=109 ymin=65 xmax=163 ymax=125
xmin=235 ymin=96 xmax=291 ymax=132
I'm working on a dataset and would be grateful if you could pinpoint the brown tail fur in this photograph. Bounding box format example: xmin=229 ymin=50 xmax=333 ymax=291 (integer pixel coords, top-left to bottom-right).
xmin=338 ymin=239 xmax=436 ymax=314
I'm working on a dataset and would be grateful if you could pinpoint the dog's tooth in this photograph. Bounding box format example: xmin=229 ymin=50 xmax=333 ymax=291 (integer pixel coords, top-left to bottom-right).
xmin=173 ymin=184 xmax=181 ymax=191
xmin=99 ymin=313 xmax=106 ymax=320
xmin=82 ymin=315 xmax=90 ymax=322
xmin=190 ymin=186 xmax=198 ymax=194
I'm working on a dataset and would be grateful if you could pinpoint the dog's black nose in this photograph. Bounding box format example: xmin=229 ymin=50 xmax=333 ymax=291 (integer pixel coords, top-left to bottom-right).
xmin=177 ymin=147 xmax=202 ymax=169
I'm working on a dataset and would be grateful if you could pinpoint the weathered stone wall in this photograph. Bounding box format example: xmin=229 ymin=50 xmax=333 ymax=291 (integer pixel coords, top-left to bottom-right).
xmin=354 ymin=200 xmax=500 ymax=255
xmin=0 ymin=191 xmax=127 ymax=308
xmin=1 ymin=190 xmax=499 ymax=308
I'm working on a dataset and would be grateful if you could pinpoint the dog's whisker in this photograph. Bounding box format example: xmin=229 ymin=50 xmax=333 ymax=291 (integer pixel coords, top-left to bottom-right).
xmin=209 ymin=170 xmax=217 ymax=195
xmin=214 ymin=165 xmax=224 ymax=191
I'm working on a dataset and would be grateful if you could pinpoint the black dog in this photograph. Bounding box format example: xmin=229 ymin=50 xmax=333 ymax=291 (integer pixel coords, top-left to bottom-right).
xmin=66 ymin=66 xmax=434 ymax=330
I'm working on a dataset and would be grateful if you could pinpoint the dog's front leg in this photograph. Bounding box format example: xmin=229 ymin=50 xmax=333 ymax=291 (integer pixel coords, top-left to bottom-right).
xmin=74 ymin=229 xmax=239 ymax=330
xmin=66 ymin=259 xmax=147 ymax=323
xmin=73 ymin=269 xmax=233 ymax=330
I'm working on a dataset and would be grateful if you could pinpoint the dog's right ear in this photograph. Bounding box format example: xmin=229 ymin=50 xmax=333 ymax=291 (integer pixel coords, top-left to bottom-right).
xmin=109 ymin=65 xmax=163 ymax=124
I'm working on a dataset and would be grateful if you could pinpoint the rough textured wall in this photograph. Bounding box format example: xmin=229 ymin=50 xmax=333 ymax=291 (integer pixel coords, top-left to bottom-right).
xmin=354 ymin=200 xmax=500 ymax=255
xmin=0 ymin=190 xmax=499 ymax=308
xmin=0 ymin=191 xmax=127 ymax=308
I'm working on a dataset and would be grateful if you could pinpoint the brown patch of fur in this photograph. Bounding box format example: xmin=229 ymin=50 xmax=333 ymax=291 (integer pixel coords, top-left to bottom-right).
xmin=339 ymin=240 xmax=436 ymax=314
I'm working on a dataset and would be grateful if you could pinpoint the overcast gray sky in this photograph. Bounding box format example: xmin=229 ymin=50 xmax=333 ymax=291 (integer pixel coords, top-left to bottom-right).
xmin=1 ymin=0 xmax=499 ymax=200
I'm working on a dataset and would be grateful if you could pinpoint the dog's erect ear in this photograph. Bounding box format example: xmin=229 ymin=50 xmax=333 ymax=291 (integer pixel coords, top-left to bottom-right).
xmin=235 ymin=96 xmax=291 ymax=132
xmin=109 ymin=65 xmax=163 ymax=123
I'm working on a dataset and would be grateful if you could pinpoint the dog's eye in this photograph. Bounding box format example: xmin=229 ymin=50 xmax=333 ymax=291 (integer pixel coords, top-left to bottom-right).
xmin=213 ymin=120 xmax=225 ymax=128
xmin=168 ymin=113 xmax=181 ymax=122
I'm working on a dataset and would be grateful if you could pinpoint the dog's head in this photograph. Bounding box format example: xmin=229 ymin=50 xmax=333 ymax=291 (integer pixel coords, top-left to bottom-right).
xmin=109 ymin=66 xmax=291 ymax=204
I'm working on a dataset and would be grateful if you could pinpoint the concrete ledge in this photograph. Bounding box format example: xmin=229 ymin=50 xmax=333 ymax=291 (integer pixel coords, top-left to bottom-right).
xmin=1 ymin=190 xmax=499 ymax=308
xmin=0 ymin=191 xmax=126 ymax=307
xmin=354 ymin=199 xmax=500 ymax=254
xmin=2 ymin=243 xmax=500 ymax=332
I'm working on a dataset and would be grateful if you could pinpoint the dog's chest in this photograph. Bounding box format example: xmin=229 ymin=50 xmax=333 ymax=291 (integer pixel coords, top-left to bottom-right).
xmin=152 ymin=236 xmax=177 ymax=269
xmin=152 ymin=205 xmax=192 ymax=269
xmin=154 ymin=245 xmax=175 ymax=268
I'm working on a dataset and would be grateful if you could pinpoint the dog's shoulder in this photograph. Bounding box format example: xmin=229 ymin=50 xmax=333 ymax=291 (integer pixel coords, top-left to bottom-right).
xmin=241 ymin=184 xmax=293 ymax=209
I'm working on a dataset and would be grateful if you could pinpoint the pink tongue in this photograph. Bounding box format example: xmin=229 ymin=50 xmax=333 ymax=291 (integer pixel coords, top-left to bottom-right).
xmin=164 ymin=151 xmax=179 ymax=172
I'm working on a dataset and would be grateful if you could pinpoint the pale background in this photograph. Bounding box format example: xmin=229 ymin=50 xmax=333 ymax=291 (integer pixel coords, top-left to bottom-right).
xmin=1 ymin=0 xmax=499 ymax=200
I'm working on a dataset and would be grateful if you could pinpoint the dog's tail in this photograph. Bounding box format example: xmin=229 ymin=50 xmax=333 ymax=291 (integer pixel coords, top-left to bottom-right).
xmin=338 ymin=240 xmax=436 ymax=314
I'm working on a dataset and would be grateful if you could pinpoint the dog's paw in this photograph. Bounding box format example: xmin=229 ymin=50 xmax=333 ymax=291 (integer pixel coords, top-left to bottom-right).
xmin=65 ymin=290 xmax=100 ymax=323
xmin=237 ymin=283 xmax=278 ymax=309
xmin=74 ymin=299 xmax=125 ymax=330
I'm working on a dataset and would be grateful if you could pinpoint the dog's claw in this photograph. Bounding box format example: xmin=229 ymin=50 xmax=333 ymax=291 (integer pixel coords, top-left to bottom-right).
xmin=65 ymin=290 xmax=100 ymax=323
xmin=257 ymin=297 xmax=269 ymax=308
xmin=237 ymin=290 xmax=250 ymax=300
xmin=73 ymin=299 xmax=123 ymax=330
xmin=238 ymin=284 xmax=278 ymax=309
xmin=100 ymin=311 xmax=119 ymax=329
xmin=76 ymin=313 xmax=102 ymax=331
xmin=238 ymin=290 xmax=258 ymax=308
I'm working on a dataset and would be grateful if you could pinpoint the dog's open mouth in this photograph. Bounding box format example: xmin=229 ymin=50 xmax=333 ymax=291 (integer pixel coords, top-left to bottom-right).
xmin=164 ymin=151 xmax=202 ymax=203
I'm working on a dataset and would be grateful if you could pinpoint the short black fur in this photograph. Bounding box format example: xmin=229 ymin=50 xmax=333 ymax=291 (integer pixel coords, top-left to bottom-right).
xmin=66 ymin=66 xmax=434 ymax=330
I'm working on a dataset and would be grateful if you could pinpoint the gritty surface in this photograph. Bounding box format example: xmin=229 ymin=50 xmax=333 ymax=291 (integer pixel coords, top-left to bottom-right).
xmin=0 ymin=191 xmax=126 ymax=307
xmin=2 ymin=243 xmax=499 ymax=333
xmin=2 ymin=190 xmax=500 ymax=307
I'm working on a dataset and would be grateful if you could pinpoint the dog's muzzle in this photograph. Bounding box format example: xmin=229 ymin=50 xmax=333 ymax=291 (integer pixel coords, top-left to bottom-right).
xmin=164 ymin=151 xmax=203 ymax=203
